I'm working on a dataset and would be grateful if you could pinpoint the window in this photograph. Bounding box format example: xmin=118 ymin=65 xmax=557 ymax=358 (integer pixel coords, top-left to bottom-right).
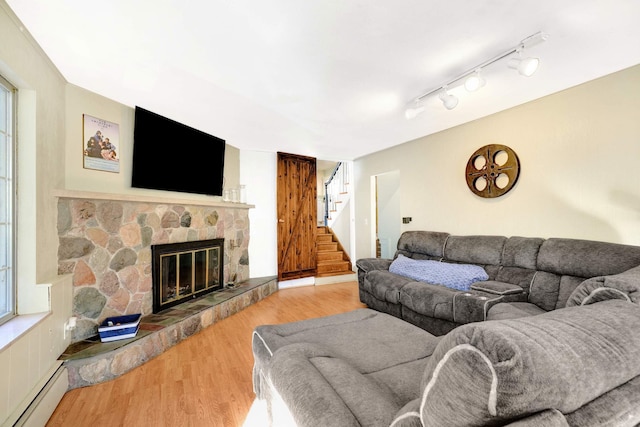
xmin=0 ymin=75 xmax=16 ymax=325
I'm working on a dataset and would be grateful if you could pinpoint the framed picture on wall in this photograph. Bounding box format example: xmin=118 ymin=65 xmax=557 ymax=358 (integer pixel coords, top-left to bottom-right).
xmin=82 ymin=114 xmax=120 ymax=173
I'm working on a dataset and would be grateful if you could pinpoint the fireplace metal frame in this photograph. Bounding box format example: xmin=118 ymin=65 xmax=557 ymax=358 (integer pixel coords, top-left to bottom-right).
xmin=151 ymin=238 xmax=224 ymax=313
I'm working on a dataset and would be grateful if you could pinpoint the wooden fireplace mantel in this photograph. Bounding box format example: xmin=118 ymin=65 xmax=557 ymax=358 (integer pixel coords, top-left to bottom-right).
xmin=53 ymin=189 xmax=255 ymax=209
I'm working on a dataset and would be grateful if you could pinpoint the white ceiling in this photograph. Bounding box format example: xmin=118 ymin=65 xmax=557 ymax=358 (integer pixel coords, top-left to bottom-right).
xmin=6 ymin=0 xmax=640 ymax=161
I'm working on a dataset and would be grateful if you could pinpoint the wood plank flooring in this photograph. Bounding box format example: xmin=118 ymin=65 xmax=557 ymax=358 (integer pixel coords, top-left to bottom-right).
xmin=46 ymin=281 xmax=365 ymax=427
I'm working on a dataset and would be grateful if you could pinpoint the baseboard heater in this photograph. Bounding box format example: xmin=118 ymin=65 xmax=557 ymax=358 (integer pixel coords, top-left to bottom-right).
xmin=11 ymin=364 xmax=68 ymax=427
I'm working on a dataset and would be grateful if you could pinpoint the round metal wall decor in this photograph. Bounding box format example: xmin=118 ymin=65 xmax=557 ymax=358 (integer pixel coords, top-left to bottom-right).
xmin=465 ymin=144 xmax=520 ymax=198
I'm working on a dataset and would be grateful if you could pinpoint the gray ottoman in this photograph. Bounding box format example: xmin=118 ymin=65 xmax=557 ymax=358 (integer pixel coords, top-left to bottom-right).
xmin=252 ymin=308 xmax=441 ymax=426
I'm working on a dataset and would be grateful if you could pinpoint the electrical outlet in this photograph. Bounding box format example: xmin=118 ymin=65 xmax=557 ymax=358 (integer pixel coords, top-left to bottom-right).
xmin=402 ymin=217 xmax=412 ymax=224
xmin=64 ymin=316 xmax=77 ymax=339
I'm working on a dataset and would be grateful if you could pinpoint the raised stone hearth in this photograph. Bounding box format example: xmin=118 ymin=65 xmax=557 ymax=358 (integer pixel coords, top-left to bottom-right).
xmin=61 ymin=277 xmax=277 ymax=388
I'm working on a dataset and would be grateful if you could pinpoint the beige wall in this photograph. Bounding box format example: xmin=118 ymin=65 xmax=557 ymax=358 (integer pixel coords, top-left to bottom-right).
xmin=0 ymin=2 xmax=65 ymax=291
xmin=64 ymin=84 xmax=240 ymax=201
xmin=354 ymin=64 xmax=640 ymax=260
xmin=1 ymin=2 xmax=243 ymax=421
xmin=0 ymin=2 xmax=71 ymax=423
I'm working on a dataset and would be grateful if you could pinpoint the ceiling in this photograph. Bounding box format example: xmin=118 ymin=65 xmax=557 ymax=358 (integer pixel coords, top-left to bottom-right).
xmin=6 ymin=0 xmax=640 ymax=161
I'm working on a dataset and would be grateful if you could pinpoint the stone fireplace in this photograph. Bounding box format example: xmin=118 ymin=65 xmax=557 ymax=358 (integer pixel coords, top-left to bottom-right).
xmin=152 ymin=238 xmax=224 ymax=312
xmin=56 ymin=190 xmax=251 ymax=343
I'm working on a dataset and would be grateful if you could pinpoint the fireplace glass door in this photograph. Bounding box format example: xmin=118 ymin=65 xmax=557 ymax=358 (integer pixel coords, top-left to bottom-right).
xmin=152 ymin=239 xmax=224 ymax=312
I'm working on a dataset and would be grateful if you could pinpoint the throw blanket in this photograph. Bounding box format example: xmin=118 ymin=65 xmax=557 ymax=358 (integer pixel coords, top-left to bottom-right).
xmin=389 ymin=254 xmax=488 ymax=291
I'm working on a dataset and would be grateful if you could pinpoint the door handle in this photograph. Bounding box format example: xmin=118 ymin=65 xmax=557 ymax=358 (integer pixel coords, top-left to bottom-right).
xmin=278 ymin=219 xmax=285 ymax=223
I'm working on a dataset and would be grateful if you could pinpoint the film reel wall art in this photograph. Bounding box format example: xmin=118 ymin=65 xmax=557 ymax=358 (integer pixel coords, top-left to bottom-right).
xmin=465 ymin=144 xmax=520 ymax=198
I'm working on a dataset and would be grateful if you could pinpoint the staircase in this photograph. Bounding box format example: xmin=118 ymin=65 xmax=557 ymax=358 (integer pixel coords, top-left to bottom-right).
xmin=316 ymin=226 xmax=353 ymax=278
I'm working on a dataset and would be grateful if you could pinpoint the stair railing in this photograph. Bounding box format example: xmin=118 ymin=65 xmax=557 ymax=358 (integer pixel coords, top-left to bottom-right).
xmin=323 ymin=162 xmax=350 ymax=227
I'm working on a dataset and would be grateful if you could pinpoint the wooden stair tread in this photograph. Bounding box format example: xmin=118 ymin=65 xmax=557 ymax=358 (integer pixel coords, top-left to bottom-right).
xmin=317 ymin=251 xmax=344 ymax=261
xmin=317 ymin=243 xmax=338 ymax=251
xmin=315 ymin=226 xmax=352 ymax=277
xmin=317 ymin=260 xmax=352 ymax=274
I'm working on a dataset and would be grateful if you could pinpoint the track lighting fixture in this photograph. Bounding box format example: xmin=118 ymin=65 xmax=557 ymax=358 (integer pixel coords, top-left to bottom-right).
xmin=439 ymin=87 xmax=459 ymax=110
xmin=404 ymin=101 xmax=425 ymax=119
xmin=507 ymin=49 xmax=540 ymax=77
xmin=464 ymin=69 xmax=486 ymax=92
xmin=405 ymin=31 xmax=548 ymax=119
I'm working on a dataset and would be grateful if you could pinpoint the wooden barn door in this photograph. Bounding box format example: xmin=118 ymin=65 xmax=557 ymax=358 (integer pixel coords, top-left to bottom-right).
xmin=277 ymin=152 xmax=317 ymax=281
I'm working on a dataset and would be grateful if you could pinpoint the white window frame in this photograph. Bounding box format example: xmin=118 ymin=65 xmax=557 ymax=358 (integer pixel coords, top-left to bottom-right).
xmin=0 ymin=74 xmax=16 ymax=326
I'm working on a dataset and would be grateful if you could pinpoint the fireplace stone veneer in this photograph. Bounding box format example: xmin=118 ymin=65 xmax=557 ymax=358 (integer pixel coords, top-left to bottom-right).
xmin=56 ymin=192 xmax=251 ymax=343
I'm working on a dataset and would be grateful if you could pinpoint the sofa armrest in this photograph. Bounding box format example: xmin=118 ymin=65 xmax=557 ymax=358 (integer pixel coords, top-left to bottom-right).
xmin=471 ymin=281 xmax=524 ymax=295
xmin=567 ymin=265 xmax=640 ymax=307
xmin=453 ymin=288 xmax=526 ymax=324
xmin=356 ymin=257 xmax=393 ymax=273
xmin=455 ymin=282 xmax=527 ymax=323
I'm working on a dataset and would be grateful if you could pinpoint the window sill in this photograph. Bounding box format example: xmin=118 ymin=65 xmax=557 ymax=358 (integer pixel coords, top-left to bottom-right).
xmin=0 ymin=312 xmax=49 ymax=352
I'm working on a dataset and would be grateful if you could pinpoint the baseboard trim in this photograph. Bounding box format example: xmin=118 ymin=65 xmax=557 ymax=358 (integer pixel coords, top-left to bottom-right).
xmin=315 ymin=273 xmax=357 ymax=286
xmin=8 ymin=363 xmax=67 ymax=427
xmin=278 ymin=277 xmax=315 ymax=289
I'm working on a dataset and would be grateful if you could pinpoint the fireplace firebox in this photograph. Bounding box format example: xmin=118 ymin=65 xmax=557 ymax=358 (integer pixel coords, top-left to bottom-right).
xmin=151 ymin=239 xmax=224 ymax=313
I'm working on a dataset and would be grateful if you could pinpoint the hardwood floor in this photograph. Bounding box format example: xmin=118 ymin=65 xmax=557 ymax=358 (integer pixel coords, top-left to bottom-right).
xmin=47 ymin=281 xmax=365 ymax=427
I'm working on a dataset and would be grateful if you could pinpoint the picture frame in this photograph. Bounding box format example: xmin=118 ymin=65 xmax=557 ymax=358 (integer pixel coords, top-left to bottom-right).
xmin=82 ymin=114 xmax=120 ymax=173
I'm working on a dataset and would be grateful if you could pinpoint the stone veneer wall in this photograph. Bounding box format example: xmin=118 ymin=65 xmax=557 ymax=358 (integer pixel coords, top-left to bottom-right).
xmin=57 ymin=197 xmax=250 ymax=342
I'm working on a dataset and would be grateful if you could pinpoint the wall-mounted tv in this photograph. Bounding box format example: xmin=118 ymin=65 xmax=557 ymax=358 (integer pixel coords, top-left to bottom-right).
xmin=132 ymin=106 xmax=225 ymax=196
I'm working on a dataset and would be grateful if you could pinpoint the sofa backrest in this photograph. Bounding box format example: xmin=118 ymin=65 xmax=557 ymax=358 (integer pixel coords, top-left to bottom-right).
xmin=395 ymin=231 xmax=449 ymax=260
xmin=531 ymin=238 xmax=640 ymax=310
xmin=393 ymin=231 xmax=640 ymax=311
xmin=443 ymin=235 xmax=506 ymax=279
xmin=494 ymin=236 xmax=543 ymax=294
xmin=395 ymin=232 xmax=543 ymax=292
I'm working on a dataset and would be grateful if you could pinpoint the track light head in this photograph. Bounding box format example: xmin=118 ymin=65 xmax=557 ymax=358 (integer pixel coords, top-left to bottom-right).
xmin=464 ymin=69 xmax=486 ymax=92
xmin=404 ymin=104 xmax=425 ymax=120
xmin=508 ymin=49 xmax=540 ymax=76
xmin=439 ymin=88 xmax=458 ymax=110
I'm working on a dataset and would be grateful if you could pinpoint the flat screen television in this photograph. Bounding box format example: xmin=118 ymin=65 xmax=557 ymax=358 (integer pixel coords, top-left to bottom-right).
xmin=132 ymin=106 xmax=225 ymax=196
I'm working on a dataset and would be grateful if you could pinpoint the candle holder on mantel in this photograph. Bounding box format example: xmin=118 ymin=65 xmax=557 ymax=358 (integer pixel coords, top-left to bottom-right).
xmin=223 ymin=185 xmax=247 ymax=203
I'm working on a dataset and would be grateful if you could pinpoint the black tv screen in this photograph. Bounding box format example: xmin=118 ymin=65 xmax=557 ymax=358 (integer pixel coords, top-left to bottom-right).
xmin=132 ymin=106 xmax=225 ymax=196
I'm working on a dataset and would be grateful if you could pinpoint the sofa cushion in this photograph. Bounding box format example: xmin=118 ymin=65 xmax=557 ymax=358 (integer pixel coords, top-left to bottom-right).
xmin=390 ymin=254 xmax=488 ymax=291
xmin=254 ymin=309 xmax=443 ymax=426
xmin=419 ymin=300 xmax=640 ymax=426
xmin=502 ymin=236 xmax=544 ymax=270
xmin=486 ymin=302 xmax=546 ymax=320
xmin=395 ymin=231 xmax=449 ymax=259
xmin=356 ymin=257 xmax=392 ymax=274
xmin=266 ymin=343 xmax=399 ymax=426
xmin=253 ymin=308 xmax=439 ymax=377
xmin=363 ymin=269 xmax=415 ymax=304
xmin=443 ymin=235 xmax=506 ymax=266
xmin=400 ymin=282 xmax=456 ymax=322
xmin=529 ymin=271 xmax=584 ymax=311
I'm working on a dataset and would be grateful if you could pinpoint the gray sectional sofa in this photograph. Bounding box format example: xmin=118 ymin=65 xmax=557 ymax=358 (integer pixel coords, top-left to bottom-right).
xmin=357 ymin=231 xmax=640 ymax=335
xmin=253 ymin=301 xmax=640 ymax=426
xmin=251 ymin=231 xmax=640 ymax=426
